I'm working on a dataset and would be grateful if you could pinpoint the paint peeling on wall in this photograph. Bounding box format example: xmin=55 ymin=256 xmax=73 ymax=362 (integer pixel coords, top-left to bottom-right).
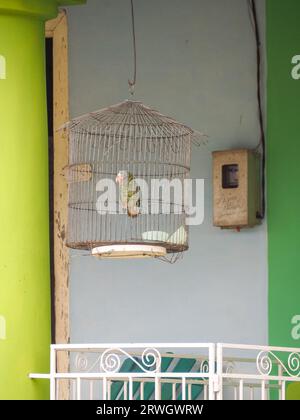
xmin=0 ymin=55 xmax=6 ymax=79
xmin=0 ymin=315 xmax=6 ymax=340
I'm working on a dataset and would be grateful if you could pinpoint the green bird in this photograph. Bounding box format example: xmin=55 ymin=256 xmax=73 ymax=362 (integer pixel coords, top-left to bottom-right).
xmin=115 ymin=170 xmax=141 ymax=217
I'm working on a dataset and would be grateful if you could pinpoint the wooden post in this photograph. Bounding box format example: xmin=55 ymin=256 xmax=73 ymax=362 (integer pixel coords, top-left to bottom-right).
xmin=46 ymin=10 xmax=70 ymax=399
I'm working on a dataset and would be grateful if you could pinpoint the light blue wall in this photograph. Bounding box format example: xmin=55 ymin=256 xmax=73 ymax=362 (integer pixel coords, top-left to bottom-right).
xmin=67 ymin=0 xmax=267 ymax=344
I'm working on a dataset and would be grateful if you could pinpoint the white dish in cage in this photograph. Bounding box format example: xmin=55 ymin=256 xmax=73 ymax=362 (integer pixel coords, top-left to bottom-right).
xmin=142 ymin=231 xmax=169 ymax=242
xmin=92 ymin=244 xmax=167 ymax=259
xmin=167 ymin=226 xmax=187 ymax=245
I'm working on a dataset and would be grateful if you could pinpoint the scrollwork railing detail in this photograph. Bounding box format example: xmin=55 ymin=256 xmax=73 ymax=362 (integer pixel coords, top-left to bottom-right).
xmin=75 ymin=353 xmax=89 ymax=371
xmin=74 ymin=347 xmax=162 ymax=374
xmin=200 ymin=360 xmax=209 ymax=374
xmin=256 ymin=351 xmax=300 ymax=378
xmin=100 ymin=347 xmax=161 ymax=374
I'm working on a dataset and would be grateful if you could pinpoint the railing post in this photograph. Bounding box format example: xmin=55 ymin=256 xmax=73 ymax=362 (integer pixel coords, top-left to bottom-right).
xmin=155 ymin=376 xmax=161 ymax=400
xmin=140 ymin=382 xmax=144 ymax=400
xmin=123 ymin=381 xmax=128 ymax=400
xmin=76 ymin=378 xmax=81 ymax=400
xmin=216 ymin=344 xmax=223 ymax=400
xmin=155 ymin=355 xmax=161 ymax=400
xmin=129 ymin=378 xmax=133 ymax=400
xmin=50 ymin=346 xmax=56 ymax=400
xmin=281 ymin=381 xmax=286 ymax=400
xmin=278 ymin=364 xmax=283 ymax=400
xmin=103 ymin=377 xmax=107 ymax=400
xmin=188 ymin=383 xmax=192 ymax=400
xmin=208 ymin=344 xmax=216 ymax=400
xmin=89 ymin=380 xmax=94 ymax=400
xmin=182 ymin=377 xmax=186 ymax=400
xmin=107 ymin=380 xmax=112 ymax=400
xmin=203 ymin=384 xmax=208 ymax=400
xmin=261 ymin=380 xmax=266 ymax=400
xmin=172 ymin=383 xmax=176 ymax=400
xmin=239 ymin=380 xmax=244 ymax=400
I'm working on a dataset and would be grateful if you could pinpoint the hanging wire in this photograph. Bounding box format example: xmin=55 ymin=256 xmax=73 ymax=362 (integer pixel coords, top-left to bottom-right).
xmin=128 ymin=0 xmax=137 ymax=96
xmin=247 ymin=0 xmax=255 ymax=30
xmin=248 ymin=0 xmax=266 ymax=220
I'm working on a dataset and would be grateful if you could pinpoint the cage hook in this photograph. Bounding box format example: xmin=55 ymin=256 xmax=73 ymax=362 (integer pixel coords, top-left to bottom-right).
xmin=128 ymin=80 xmax=135 ymax=96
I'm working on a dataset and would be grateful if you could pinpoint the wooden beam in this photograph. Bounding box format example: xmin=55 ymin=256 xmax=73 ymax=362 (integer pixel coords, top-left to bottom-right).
xmin=45 ymin=12 xmax=65 ymax=37
xmin=46 ymin=10 xmax=70 ymax=400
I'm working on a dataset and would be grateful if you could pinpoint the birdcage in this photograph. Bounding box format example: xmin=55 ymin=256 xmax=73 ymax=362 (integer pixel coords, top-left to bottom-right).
xmin=65 ymin=100 xmax=199 ymax=260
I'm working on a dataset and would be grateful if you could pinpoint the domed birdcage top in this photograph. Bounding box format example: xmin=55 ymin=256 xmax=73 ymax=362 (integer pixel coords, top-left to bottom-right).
xmin=65 ymin=100 xmax=201 ymax=142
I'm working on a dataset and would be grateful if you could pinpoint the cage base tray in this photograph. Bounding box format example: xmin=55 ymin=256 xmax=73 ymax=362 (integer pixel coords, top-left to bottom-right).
xmin=92 ymin=244 xmax=167 ymax=259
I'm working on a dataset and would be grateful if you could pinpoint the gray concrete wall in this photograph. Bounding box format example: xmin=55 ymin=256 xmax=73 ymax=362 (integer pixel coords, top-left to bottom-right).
xmin=67 ymin=0 xmax=267 ymax=344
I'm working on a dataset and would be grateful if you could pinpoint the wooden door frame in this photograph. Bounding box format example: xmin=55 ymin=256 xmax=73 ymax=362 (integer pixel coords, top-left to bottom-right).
xmin=46 ymin=10 xmax=70 ymax=396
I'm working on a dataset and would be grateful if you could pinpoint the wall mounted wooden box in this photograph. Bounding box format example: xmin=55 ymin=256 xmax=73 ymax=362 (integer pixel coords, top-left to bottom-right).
xmin=212 ymin=149 xmax=261 ymax=229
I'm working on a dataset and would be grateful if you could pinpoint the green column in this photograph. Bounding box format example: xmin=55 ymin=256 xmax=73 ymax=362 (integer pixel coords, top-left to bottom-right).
xmin=267 ymin=0 xmax=300 ymax=399
xmin=0 ymin=0 xmax=85 ymax=400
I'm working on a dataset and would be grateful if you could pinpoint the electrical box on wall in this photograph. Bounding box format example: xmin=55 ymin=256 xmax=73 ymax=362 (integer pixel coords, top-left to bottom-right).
xmin=213 ymin=149 xmax=261 ymax=229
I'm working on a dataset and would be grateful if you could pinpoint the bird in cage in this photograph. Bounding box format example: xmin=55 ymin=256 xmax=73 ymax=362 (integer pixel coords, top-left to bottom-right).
xmin=116 ymin=170 xmax=141 ymax=217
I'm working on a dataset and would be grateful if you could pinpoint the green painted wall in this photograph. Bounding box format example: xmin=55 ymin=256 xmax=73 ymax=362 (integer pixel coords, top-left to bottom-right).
xmin=0 ymin=14 xmax=50 ymax=400
xmin=267 ymin=0 xmax=300 ymax=399
xmin=267 ymin=0 xmax=300 ymax=348
xmin=0 ymin=0 xmax=86 ymax=19
xmin=0 ymin=0 xmax=86 ymax=400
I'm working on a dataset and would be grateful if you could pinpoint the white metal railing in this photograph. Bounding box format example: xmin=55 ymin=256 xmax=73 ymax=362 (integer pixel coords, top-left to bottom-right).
xmin=29 ymin=343 xmax=300 ymax=400
xmin=215 ymin=343 xmax=300 ymax=400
